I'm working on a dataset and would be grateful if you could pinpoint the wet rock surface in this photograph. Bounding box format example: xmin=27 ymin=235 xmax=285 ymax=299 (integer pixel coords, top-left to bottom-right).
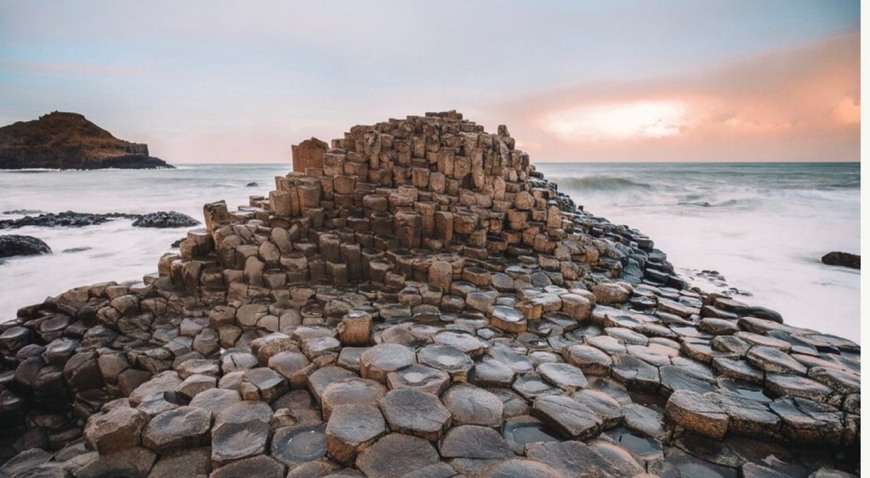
xmin=132 ymin=211 xmax=199 ymax=228
xmin=0 ymin=235 xmax=51 ymax=258
xmin=0 ymin=112 xmax=859 ymax=477
xmin=0 ymin=210 xmax=198 ymax=229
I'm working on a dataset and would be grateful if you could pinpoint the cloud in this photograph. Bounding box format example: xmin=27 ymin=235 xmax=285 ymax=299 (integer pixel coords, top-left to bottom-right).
xmin=496 ymin=32 xmax=859 ymax=162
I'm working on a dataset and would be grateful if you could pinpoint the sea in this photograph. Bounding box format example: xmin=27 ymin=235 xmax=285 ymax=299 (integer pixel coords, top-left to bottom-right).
xmin=0 ymin=162 xmax=861 ymax=343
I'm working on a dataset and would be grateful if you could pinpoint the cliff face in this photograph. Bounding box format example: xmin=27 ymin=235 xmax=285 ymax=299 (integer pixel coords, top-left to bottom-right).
xmin=0 ymin=112 xmax=172 ymax=169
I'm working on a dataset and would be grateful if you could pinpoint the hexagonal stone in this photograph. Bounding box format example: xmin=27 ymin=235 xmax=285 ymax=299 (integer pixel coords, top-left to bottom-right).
xmin=241 ymin=367 xmax=288 ymax=402
xmin=746 ymin=346 xmax=807 ymax=375
xmin=712 ymin=357 xmax=764 ymax=384
xmin=432 ymin=331 xmax=486 ymax=357
xmin=378 ymin=388 xmax=451 ymax=441
xmin=271 ymin=424 xmax=327 ymax=467
xmin=769 ymin=397 xmax=845 ymax=445
xmin=321 ymin=377 xmax=387 ymax=420
xmin=525 ymin=440 xmax=611 ymax=477
xmin=385 ymin=363 xmax=450 ymax=395
xmin=512 ymin=373 xmax=559 ymax=401
xmin=269 ymin=350 xmax=314 ymax=388
xmin=588 ymin=441 xmax=645 ymax=477
xmin=360 ymin=344 xmax=416 ymax=383
xmin=211 ymin=419 xmax=269 ymax=466
xmin=489 ymin=305 xmax=527 ymax=334
xmin=214 ymin=400 xmax=273 ymax=427
xmin=441 ymin=384 xmax=504 ymax=427
xmin=220 ymin=351 xmax=258 ymax=373
xmin=74 ymin=447 xmax=157 ymax=478
xmin=477 ymin=459 xmax=567 ymax=478
xmin=417 ymin=344 xmax=474 ymax=382
xmin=210 ymin=455 xmax=285 ymax=478
xmin=659 ymin=365 xmax=717 ymax=396
xmin=502 ymin=415 xmax=560 ymax=454
xmin=325 ymin=404 xmax=386 ymax=465
xmin=128 ymin=371 xmax=182 ymax=407
xmin=537 ymin=362 xmax=588 ymax=391
xmin=471 ymin=357 xmax=515 ymax=387
xmin=439 ymin=425 xmax=514 ymax=459
xmin=573 ymin=389 xmax=623 ymax=429
xmin=698 ymin=318 xmax=740 ymax=335
xmin=808 ymin=366 xmax=860 ymax=394
xmin=308 ymin=366 xmax=357 ymax=403
xmin=765 ymin=374 xmax=837 ymax=403
xmin=664 ymin=389 xmax=728 ymax=440
xmin=175 ymin=373 xmax=216 ymax=400
xmin=148 ymin=447 xmax=212 ymax=478
xmin=562 ymin=344 xmax=611 ymax=376
xmin=708 ymin=393 xmax=779 ymax=438
xmin=356 ymin=433 xmax=440 ymax=478
xmin=610 ymin=354 xmax=660 ymax=392
xmin=142 ymin=406 xmax=211 ymax=452
xmin=488 ymin=345 xmax=534 ymax=373
xmin=188 ymin=388 xmax=241 ymax=414
xmin=84 ymin=404 xmax=149 ymax=454
xmin=531 ymin=395 xmax=602 ymax=440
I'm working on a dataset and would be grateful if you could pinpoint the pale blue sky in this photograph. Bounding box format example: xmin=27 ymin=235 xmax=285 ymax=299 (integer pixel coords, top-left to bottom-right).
xmin=0 ymin=1 xmax=860 ymax=162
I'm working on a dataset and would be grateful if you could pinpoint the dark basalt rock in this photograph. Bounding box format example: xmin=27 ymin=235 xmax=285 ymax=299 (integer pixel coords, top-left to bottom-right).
xmin=132 ymin=211 xmax=199 ymax=228
xmin=0 ymin=235 xmax=51 ymax=258
xmin=821 ymin=251 xmax=860 ymax=269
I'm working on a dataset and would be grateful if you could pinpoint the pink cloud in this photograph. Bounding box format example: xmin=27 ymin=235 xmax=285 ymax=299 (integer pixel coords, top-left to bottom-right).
xmin=494 ymin=33 xmax=859 ymax=162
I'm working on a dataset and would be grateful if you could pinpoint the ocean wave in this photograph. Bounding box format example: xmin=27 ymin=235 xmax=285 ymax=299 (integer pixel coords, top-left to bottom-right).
xmin=553 ymin=175 xmax=654 ymax=192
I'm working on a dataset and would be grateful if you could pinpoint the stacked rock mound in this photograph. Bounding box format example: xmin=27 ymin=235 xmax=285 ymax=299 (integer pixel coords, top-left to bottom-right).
xmin=0 ymin=112 xmax=860 ymax=478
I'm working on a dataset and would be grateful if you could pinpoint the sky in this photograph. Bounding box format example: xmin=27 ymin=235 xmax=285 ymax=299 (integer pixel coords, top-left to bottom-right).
xmin=0 ymin=1 xmax=860 ymax=163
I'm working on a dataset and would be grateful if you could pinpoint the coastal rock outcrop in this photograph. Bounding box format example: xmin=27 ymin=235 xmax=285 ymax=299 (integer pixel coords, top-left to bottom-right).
xmin=821 ymin=251 xmax=860 ymax=269
xmin=0 ymin=112 xmax=859 ymax=477
xmin=0 ymin=111 xmax=172 ymax=170
xmin=0 ymin=235 xmax=51 ymax=258
xmin=131 ymin=211 xmax=199 ymax=228
xmin=0 ymin=211 xmax=198 ymax=229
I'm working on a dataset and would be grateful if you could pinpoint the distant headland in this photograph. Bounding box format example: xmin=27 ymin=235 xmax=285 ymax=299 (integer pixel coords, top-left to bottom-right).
xmin=0 ymin=111 xmax=172 ymax=170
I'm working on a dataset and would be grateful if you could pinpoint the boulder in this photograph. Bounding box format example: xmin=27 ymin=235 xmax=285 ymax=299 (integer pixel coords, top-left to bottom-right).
xmin=0 ymin=235 xmax=51 ymax=258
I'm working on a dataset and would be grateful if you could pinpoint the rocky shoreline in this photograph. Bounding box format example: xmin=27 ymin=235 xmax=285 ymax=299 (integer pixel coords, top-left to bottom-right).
xmin=0 ymin=211 xmax=199 ymax=230
xmin=0 ymin=112 xmax=859 ymax=478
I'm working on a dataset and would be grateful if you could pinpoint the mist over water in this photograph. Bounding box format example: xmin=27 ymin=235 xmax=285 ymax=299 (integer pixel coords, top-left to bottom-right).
xmin=538 ymin=162 xmax=860 ymax=342
xmin=0 ymin=162 xmax=860 ymax=342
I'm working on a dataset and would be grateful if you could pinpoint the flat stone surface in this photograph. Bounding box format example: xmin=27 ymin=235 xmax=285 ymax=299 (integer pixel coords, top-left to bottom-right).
xmin=321 ymin=377 xmax=387 ymax=419
xmin=379 ymin=388 xmax=450 ymax=441
xmin=439 ymin=425 xmax=514 ymax=459
xmin=665 ymin=389 xmax=728 ymax=440
xmin=356 ymin=433 xmax=441 ymax=478
xmin=84 ymin=403 xmax=149 ymax=454
xmin=525 ymin=440 xmax=610 ymax=476
xmin=325 ymin=404 xmax=386 ymax=464
xmin=442 ymin=384 xmax=504 ymax=427
xmin=210 ymin=455 xmax=285 ymax=478
xmin=476 ymin=458 xmax=567 ymax=478
xmin=417 ymin=344 xmax=474 ymax=381
xmin=433 ymin=331 xmax=487 ymax=356
xmin=188 ymin=387 xmax=241 ymax=414
xmin=562 ymin=344 xmax=611 ymax=375
xmin=211 ymin=419 xmax=270 ymax=466
xmin=360 ymin=343 xmax=416 ymax=382
xmin=502 ymin=415 xmax=560 ymax=454
xmin=746 ymin=346 xmax=807 ymax=375
xmin=308 ymin=365 xmax=357 ymax=403
xmin=148 ymin=447 xmax=211 ymax=478
xmin=573 ymin=389 xmax=623 ymax=429
xmin=74 ymin=447 xmax=157 ymax=478
xmin=142 ymin=406 xmax=211 ymax=452
xmin=537 ymin=362 xmax=588 ymax=390
xmin=532 ymin=395 xmax=602 ymax=440
xmin=271 ymin=423 xmax=327 ymax=466
xmin=386 ymin=363 xmax=450 ymax=395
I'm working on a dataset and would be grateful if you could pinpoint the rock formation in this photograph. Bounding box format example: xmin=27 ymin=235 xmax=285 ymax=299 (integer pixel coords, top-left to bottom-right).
xmin=821 ymin=251 xmax=860 ymax=270
xmin=0 ymin=235 xmax=51 ymax=258
xmin=0 ymin=112 xmax=859 ymax=477
xmin=0 ymin=112 xmax=172 ymax=170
